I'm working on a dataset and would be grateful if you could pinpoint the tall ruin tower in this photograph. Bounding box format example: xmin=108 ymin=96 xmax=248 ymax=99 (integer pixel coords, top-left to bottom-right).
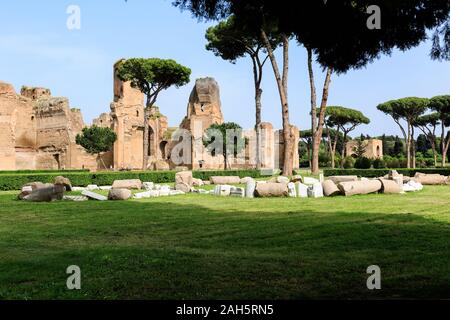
xmin=180 ymin=77 xmax=225 ymax=169
xmin=110 ymin=60 xmax=169 ymax=170
xmin=110 ymin=59 xmax=145 ymax=170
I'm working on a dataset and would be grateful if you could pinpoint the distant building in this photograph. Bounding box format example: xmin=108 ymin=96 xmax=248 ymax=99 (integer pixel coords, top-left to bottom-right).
xmin=346 ymin=139 xmax=383 ymax=159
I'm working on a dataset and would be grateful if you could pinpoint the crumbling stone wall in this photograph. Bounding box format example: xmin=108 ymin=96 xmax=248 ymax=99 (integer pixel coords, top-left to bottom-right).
xmin=346 ymin=139 xmax=384 ymax=159
xmin=1 ymin=66 xmax=300 ymax=172
xmin=110 ymin=60 xmax=147 ymax=170
xmin=0 ymin=81 xmax=104 ymax=171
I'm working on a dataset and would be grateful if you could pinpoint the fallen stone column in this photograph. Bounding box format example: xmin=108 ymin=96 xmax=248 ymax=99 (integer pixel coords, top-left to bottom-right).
xmin=81 ymin=190 xmax=108 ymax=201
xmin=210 ymin=176 xmax=241 ymax=185
xmin=108 ymin=189 xmax=132 ymax=200
xmin=214 ymin=185 xmax=232 ymax=196
xmin=255 ymin=183 xmax=288 ymax=197
xmin=327 ymin=176 xmax=358 ymax=184
xmin=307 ymin=183 xmax=324 ymax=198
xmin=295 ymin=182 xmax=308 ymax=198
xmin=378 ymin=179 xmax=402 ymax=194
xmin=112 ymin=179 xmax=143 ymax=190
xmin=322 ymin=180 xmax=341 ymax=197
xmin=338 ymin=180 xmax=382 ymax=197
xmin=23 ymin=185 xmax=65 ymax=202
xmin=414 ymin=174 xmax=447 ymax=185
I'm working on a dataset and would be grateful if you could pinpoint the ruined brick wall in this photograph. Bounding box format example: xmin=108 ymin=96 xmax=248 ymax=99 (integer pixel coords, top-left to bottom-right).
xmin=111 ymin=60 xmax=146 ymax=170
xmin=0 ymin=82 xmax=18 ymax=169
xmin=346 ymin=139 xmax=384 ymax=159
xmin=0 ymin=81 xmax=107 ymax=171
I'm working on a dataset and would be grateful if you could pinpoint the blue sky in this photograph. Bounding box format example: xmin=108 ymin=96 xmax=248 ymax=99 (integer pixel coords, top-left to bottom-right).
xmin=1 ymin=0 xmax=449 ymax=137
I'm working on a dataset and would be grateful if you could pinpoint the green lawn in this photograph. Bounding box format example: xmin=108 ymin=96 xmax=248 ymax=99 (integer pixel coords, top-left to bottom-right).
xmin=0 ymin=186 xmax=449 ymax=300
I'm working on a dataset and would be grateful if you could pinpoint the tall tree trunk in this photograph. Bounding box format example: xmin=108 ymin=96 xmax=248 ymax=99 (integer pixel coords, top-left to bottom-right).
xmin=143 ymin=107 xmax=149 ymax=170
xmin=255 ymin=88 xmax=262 ymax=169
xmin=411 ymin=126 xmax=416 ymax=169
xmin=394 ymin=119 xmax=408 ymax=166
xmin=441 ymin=123 xmax=449 ymax=167
xmin=325 ymin=126 xmax=334 ymax=169
xmin=261 ymin=30 xmax=293 ymax=176
xmin=307 ymin=48 xmax=320 ymax=174
xmin=312 ymin=68 xmax=333 ymax=174
xmin=341 ymin=132 xmax=348 ymax=168
xmin=307 ymin=141 xmax=312 ymax=169
xmin=406 ymin=123 xmax=411 ymax=169
xmin=443 ymin=131 xmax=450 ymax=167
xmin=433 ymin=146 xmax=438 ymax=167
xmin=252 ymin=56 xmax=263 ymax=169
xmin=98 ymin=153 xmax=107 ymax=170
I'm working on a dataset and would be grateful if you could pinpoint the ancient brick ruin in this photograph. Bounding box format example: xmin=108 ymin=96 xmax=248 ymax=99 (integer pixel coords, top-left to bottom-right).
xmin=0 ymin=61 xmax=299 ymax=171
xmin=346 ymin=139 xmax=383 ymax=159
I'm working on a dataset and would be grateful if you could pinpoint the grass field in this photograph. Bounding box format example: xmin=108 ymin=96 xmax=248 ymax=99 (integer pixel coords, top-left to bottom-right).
xmin=0 ymin=186 xmax=449 ymax=300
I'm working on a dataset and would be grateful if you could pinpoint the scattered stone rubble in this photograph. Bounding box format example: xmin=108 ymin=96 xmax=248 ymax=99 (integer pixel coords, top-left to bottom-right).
xmin=15 ymin=170 xmax=449 ymax=203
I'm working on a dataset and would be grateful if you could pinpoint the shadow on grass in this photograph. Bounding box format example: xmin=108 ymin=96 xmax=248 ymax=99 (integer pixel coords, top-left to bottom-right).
xmin=0 ymin=194 xmax=449 ymax=300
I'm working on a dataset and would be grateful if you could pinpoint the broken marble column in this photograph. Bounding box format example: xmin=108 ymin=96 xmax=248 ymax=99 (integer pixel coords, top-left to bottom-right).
xmin=379 ymin=179 xmax=402 ymax=194
xmin=288 ymin=182 xmax=297 ymax=197
xmin=414 ymin=173 xmax=447 ymax=185
xmin=255 ymin=183 xmax=288 ymax=197
xmin=230 ymin=187 xmax=245 ymax=198
xmin=23 ymin=185 xmax=65 ymax=202
xmin=214 ymin=185 xmax=232 ymax=196
xmin=133 ymin=190 xmax=160 ymax=199
xmin=63 ymin=195 xmax=89 ymax=202
xmin=81 ymin=190 xmax=108 ymax=201
xmin=307 ymin=183 xmax=324 ymax=198
xmin=303 ymin=177 xmax=320 ymax=185
xmin=337 ymin=180 xmax=382 ymax=197
xmin=175 ymin=171 xmax=193 ymax=193
xmin=296 ymin=182 xmax=309 ymax=198
xmin=108 ymin=189 xmax=132 ymax=200
xmin=112 ymin=179 xmax=143 ymax=190
xmin=327 ymin=176 xmax=358 ymax=184
xmin=245 ymin=179 xmax=256 ymax=198
xmin=210 ymin=176 xmax=241 ymax=185
xmin=143 ymin=182 xmax=155 ymax=191
xmin=322 ymin=180 xmax=341 ymax=197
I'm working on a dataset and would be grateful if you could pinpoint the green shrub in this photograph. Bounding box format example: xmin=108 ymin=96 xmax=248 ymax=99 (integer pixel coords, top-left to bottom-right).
xmin=0 ymin=169 xmax=263 ymax=191
xmin=342 ymin=157 xmax=356 ymax=169
xmin=372 ymin=158 xmax=386 ymax=169
xmin=0 ymin=169 xmax=89 ymax=175
xmin=192 ymin=170 xmax=262 ymax=181
xmin=385 ymin=158 xmax=400 ymax=168
xmin=354 ymin=157 xmax=372 ymax=169
xmin=324 ymin=168 xmax=450 ymax=178
xmin=424 ymin=158 xmax=436 ymax=167
xmin=299 ymin=160 xmax=310 ymax=168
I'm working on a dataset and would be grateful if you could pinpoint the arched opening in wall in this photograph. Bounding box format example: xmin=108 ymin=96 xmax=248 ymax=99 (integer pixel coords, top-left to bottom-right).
xmin=148 ymin=127 xmax=155 ymax=156
xmin=136 ymin=110 xmax=140 ymax=117
xmin=53 ymin=154 xmax=61 ymax=170
xmin=160 ymin=141 xmax=168 ymax=159
xmin=377 ymin=145 xmax=381 ymax=158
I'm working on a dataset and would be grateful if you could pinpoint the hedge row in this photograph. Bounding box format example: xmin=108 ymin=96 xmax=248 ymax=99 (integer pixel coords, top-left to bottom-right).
xmin=0 ymin=169 xmax=89 ymax=175
xmin=192 ymin=169 xmax=262 ymax=181
xmin=0 ymin=170 xmax=263 ymax=191
xmin=324 ymin=168 xmax=450 ymax=178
